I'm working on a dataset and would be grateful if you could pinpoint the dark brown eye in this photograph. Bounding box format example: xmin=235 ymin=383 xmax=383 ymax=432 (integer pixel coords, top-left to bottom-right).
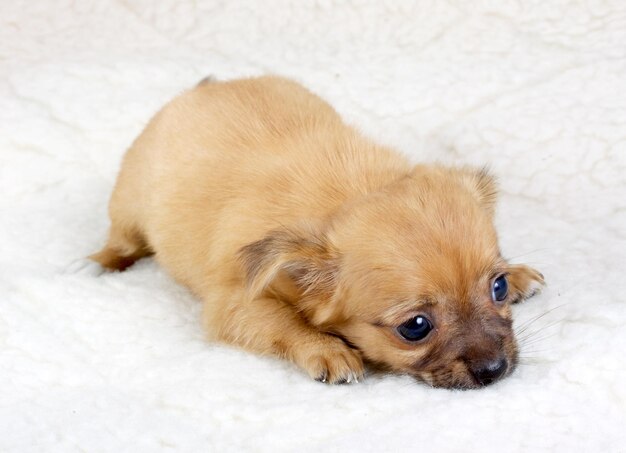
xmin=397 ymin=316 xmax=432 ymax=341
xmin=492 ymin=275 xmax=508 ymax=302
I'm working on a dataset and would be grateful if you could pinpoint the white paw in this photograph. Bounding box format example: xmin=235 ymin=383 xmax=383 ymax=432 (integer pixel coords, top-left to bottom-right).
xmin=64 ymin=258 xmax=105 ymax=277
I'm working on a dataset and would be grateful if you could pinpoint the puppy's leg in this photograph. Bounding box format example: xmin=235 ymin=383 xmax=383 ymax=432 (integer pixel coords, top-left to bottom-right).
xmin=89 ymin=224 xmax=150 ymax=271
xmin=508 ymin=264 xmax=545 ymax=303
xmin=207 ymin=288 xmax=364 ymax=384
xmin=89 ymin=153 xmax=153 ymax=271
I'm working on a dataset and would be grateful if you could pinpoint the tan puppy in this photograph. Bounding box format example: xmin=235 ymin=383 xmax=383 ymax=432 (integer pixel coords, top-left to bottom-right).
xmin=90 ymin=76 xmax=544 ymax=388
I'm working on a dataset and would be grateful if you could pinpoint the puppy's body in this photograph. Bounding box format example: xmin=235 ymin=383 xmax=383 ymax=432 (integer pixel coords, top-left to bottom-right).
xmin=91 ymin=76 xmax=544 ymax=387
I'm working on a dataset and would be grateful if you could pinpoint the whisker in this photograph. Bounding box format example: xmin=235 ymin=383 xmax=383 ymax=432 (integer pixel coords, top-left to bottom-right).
xmin=516 ymin=360 xmax=541 ymax=366
xmin=505 ymin=248 xmax=551 ymax=261
xmin=516 ymin=359 xmax=552 ymax=367
xmin=514 ymin=304 xmax=568 ymax=336
xmin=517 ymin=353 xmax=558 ymax=361
xmin=515 ymin=310 xmax=556 ymax=334
xmin=518 ymin=346 xmax=557 ymax=356
xmin=515 ymin=308 xmax=564 ymax=366
xmin=519 ymin=332 xmax=560 ymax=348
xmin=517 ymin=319 xmax=563 ymax=344
xmin=517 ymin=350 xmax=558 ymax=359
xmin=518 ymin=333 xmax=557 ymax=350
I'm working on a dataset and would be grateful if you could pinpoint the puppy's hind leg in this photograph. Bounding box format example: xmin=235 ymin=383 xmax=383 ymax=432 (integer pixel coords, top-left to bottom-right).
xmin=89 ymin=223 xmax=151 ymax=271
xmin=89 ymin=153 xmax=153 ymax=271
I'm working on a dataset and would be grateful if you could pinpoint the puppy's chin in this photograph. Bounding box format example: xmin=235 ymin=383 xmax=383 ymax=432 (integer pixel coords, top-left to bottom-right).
xmin=413 ymin=341 xmax=519 ymax=390
xmin=415 ymin=365 xmax=512 ymax=390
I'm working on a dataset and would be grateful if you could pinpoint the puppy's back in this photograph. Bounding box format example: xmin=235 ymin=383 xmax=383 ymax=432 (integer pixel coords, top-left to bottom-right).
xmin=114 ymin=76 xmax=410 ymax=291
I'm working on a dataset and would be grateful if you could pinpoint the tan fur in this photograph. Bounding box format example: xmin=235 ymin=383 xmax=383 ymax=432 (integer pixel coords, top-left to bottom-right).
xmin=90 ymin=76 xmax=544 ymax=388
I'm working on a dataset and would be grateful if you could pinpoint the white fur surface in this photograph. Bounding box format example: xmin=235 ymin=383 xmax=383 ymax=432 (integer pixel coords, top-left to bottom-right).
xmin=1 ymin=1 xmax=625 ymax=451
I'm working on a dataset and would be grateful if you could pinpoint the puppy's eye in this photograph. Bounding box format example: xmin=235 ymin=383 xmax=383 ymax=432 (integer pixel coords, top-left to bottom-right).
xmin=397 ymin=316 xmax=432 ymax=342
xmin=492 ymin=274 xmax=509 ymax=302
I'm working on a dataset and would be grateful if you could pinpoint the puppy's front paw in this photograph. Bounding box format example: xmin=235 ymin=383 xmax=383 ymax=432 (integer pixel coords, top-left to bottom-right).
xmin=508 ymin=264 xmax=545 ymax=303
xmin=296 ymin=335 xmax=364 ymax=384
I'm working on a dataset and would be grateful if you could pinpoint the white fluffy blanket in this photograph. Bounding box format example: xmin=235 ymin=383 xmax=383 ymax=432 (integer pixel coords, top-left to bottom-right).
xmin=1 ymin=1 xmax=625 ymax=451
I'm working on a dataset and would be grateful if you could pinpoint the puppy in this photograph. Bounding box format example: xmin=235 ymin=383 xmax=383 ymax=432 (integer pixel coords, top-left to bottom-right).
xmin=90 ymin=76 xmax=544 ymax=388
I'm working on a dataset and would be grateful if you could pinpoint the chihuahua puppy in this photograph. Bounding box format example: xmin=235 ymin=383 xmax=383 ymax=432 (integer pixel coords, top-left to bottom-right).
xmin=90 ymin=76 xmax=544 ymax=388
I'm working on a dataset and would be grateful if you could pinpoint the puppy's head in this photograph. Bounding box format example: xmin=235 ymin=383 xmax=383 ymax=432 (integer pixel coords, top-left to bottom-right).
xmin=239 ymin=166 xmax=529 ymax=389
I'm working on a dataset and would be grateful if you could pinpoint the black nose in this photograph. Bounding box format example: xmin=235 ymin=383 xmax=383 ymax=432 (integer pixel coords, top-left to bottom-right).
xmin=470 ymin=357 xmax=508 ymax=386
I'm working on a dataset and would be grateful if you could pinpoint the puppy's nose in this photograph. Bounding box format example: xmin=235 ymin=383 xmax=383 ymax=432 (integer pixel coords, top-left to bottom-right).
xmin=470 ymin=357 xmax=508 ymax=386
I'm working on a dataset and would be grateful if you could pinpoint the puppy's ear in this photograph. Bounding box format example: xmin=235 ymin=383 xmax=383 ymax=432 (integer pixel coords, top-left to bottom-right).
xmin=237 ymin=222 xmax=338 ymax=303
xmin=457 ymin=166 xmax=498 ymax=216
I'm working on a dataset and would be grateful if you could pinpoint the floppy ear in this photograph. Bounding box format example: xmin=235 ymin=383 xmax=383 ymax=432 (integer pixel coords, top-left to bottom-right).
xmin=457 ymin=166 xmax=498 ymax=217
xmin=237 ymin=222 xmax=339 ymax=303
